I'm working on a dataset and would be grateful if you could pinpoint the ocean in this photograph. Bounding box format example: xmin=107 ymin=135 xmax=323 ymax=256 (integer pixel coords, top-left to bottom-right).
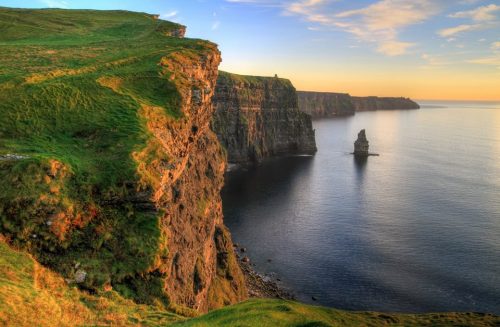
xmin=222 ymin=101 xmax=500 ymax=314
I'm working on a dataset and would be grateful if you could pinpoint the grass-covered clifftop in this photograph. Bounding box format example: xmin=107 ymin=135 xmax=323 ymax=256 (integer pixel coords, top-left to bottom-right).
xmin=0 ymin=7 xmax=247 ymax=312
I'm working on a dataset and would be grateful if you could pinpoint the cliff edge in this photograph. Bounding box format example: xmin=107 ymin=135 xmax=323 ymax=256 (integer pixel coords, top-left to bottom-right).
xmin=0 ymin=8 xmax=245 ymax=313
xmin=212 ymin=72 xmax=317 ymax=164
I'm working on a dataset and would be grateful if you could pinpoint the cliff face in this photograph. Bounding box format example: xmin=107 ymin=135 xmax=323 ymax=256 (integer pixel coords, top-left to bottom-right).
xmin=145 ymin=53 xmax=246 ymax=312
xmin=0 ymin=8 xmax=245 ymax=314
xmin=351 ymin=96 xmax=420 ymax=111
xmin=212 ymin=72 xmax=317 ymax=164
xmin=297 ymin=91 xmax=419 ymax=118
xmin=297 ymin=91 xmax=355 ymax=117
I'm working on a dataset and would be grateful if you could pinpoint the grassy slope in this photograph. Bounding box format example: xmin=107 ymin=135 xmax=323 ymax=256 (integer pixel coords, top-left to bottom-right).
xmin=2 ymin=238 xmax=498 ymax=326
xmin=0 ymin=7 xmax=215 ymax=305
xmin=178 ymin=299 xmax=500 ymax=327
xmin=0 ymin=238 xmax=183 ymax=326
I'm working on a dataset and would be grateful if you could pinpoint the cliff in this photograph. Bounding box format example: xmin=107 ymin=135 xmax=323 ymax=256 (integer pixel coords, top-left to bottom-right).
xmin=351 ymin=96 xmax=420 ymax=111
xmin=212 ymin=72 xmax=317 ymax=164
xmin=297 ymin=91 xmax=355 ymax=117
xmin=297 ymin=91 xmax=419 ymax=118
xmin=0 ymin=8 xmax=245 ymax=313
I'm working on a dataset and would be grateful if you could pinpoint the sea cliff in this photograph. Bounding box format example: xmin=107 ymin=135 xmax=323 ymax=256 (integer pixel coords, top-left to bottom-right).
xmin=351 ymin=96 xmax=420 ymax=111
xmin=212 ymin=72 xmax=317 ymax=164
xmin=0 ymin=7 xmax=497 ymax=327
xmin=298 ymin=91 xmax=419 ymax=118
xmin=0 ymin=8 xmax=245 ymax=313
xmin=297 ymin=91 xmax=355 ymax=117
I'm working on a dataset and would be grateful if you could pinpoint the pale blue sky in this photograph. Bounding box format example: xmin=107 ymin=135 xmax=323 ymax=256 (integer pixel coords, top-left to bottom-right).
xmin=1 ymin=0 xmax=499 ymax=99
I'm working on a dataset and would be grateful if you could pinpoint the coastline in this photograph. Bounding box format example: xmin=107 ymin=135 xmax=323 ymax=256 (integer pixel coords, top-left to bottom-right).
xmin=233 ymin=244 xmax=295 ymax=301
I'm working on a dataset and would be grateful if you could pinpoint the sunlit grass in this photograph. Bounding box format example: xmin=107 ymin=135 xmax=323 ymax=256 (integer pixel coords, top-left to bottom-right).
xmin=0 ymin=7 xmax=213 ymax=306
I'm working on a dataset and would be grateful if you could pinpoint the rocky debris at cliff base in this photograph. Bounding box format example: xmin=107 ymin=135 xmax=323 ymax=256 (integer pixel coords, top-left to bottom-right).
xmin=352 ymin=129 xmax=379 ymax=157
xmin=236 ymin=249 xmax=295 ymax=301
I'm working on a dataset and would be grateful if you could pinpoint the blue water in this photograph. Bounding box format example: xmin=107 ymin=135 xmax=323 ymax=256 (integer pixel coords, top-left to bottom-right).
xmin=222 ymin=101 xmax=500 ymax=314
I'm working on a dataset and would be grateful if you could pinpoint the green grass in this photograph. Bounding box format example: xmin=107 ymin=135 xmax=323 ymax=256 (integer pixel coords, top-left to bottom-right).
xmin=218 ymin=70 xmax=294 ymax=89
xmin=0 ymin=237 xmax=183 ymax=326
xmin=0 ymin=7 xmax=216 ymax=306
xmin=2 ymin=238 xmax=498 ymax=326
xmin=175 ymin=299 xmax=500 ymax=327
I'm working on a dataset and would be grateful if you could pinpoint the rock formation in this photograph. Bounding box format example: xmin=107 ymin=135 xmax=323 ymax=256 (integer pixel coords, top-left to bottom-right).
xmin=297 ymin=91 xmax=419 ymax=118
xmin=354 ymin=129 xmax=369 ymax=157
xmin=212 ymin=72 xmax=317 ymax=164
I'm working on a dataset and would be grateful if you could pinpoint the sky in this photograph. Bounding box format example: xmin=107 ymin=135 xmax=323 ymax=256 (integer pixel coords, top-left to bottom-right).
xmin=1 ymin=0 xmax=500 ymax=100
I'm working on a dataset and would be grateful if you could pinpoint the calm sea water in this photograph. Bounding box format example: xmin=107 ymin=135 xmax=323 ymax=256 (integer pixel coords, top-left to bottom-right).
xmin=222 ymin=101 xmax=500 ymax=314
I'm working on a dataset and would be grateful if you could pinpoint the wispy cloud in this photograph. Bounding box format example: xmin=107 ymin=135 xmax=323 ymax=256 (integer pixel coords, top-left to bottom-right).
xmin=282 ymin=0 xmax=442 ymax=56
xmin=449 ymin=4 xmax=500 ymax=21
xmin=439 ymin=4 xmax=500 ymax=38
xmin=225 ymin=0 xmax=283 ymax=7
xmin=212 ymin=21 xmax=221 ymax=30
xmin=492 ymin=41 xmax=500 ymax=50
xmin=162 ymin=11 xmax=178 ymax=19
xmin=419 ymin=52 xmax=457 ymax=69
xmin=330 ymin=0 xmax=443 ymax=56
xmin=40 ymin=0 xmax=68 ymax=8
xmin=467 ymin=56 xmax=500 ymax=69
xmin=438 ymin=24 xmax=481 ymax=37
xmin=225 ymin=0 xmax=494 ymax=57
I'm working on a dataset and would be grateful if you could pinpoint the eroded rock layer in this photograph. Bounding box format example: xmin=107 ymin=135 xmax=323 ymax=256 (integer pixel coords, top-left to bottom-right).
xmin=212 ymin=72 xmax=317 ymax=164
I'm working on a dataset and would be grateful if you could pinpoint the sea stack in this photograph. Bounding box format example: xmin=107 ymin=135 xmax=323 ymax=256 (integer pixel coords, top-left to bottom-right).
xmin=354 ymin=129 xmax=369 ymax=157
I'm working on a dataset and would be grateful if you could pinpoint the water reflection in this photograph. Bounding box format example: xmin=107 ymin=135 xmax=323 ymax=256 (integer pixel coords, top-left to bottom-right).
xmin=223 ymin=155 xmax=314 ymax=208
xmin=353 ymin=155 xmax=368 ymax=169
xmin=222 ymin=106 xmax=500 ymax=314
xmin=353 ymin=155 xmax=367 ymax=187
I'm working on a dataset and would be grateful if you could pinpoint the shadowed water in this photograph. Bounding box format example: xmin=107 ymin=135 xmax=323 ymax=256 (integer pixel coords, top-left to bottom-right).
xmin=222 ymin=101 xmax=500 ymax=314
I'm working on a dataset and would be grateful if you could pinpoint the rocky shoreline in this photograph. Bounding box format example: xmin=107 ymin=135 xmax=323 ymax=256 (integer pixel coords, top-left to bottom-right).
xmin=233 ymin=244 xmax=295 ymax=301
